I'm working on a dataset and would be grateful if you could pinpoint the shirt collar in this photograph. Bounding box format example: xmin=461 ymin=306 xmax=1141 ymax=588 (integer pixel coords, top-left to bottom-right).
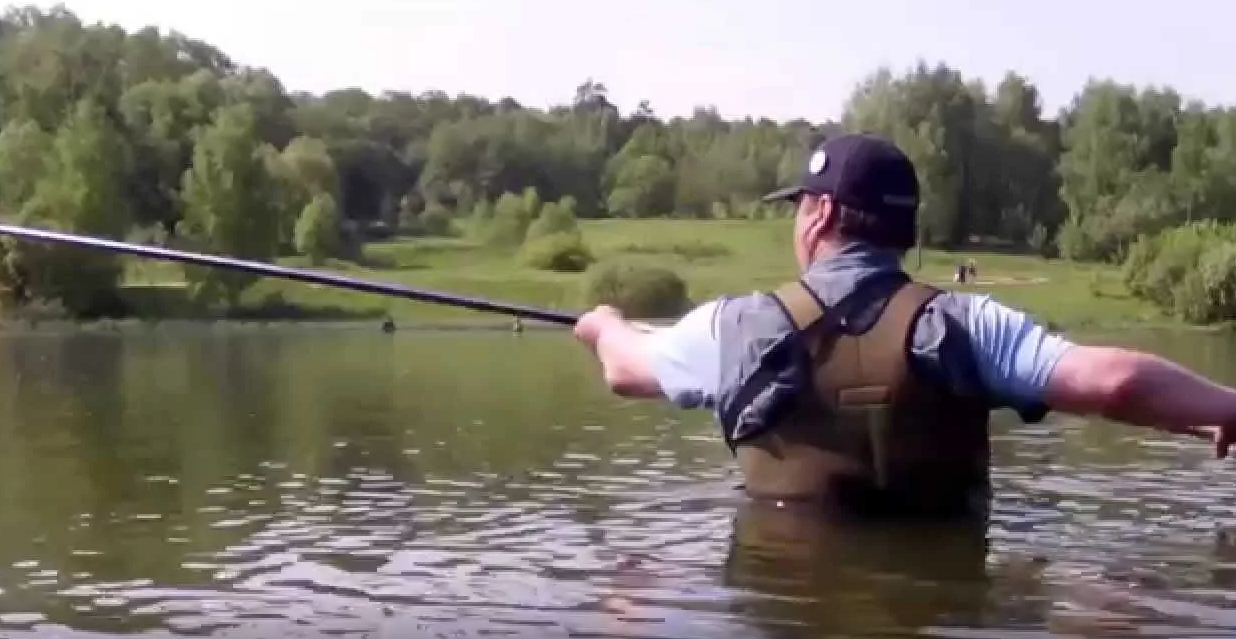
xmin=804 ymin=242 xmax=904 ymax=278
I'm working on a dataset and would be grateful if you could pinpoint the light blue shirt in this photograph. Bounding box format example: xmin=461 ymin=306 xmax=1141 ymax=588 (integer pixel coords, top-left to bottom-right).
xmin=643 ymin=292 xmax=1074 ymax=414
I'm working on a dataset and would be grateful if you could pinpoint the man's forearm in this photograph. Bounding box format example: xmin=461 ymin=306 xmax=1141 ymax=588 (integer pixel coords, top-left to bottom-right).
xmin=1103 ymin=351 xmax=1236 ymax=430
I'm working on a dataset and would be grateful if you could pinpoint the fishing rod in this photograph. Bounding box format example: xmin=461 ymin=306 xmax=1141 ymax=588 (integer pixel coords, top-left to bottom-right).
xmin=0 ymin=224 xmax=581 ymax=326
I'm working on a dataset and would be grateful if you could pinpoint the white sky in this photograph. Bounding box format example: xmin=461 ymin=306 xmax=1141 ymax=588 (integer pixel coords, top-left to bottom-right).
xmin=22 ymin=0 xmax=1235 ymax=122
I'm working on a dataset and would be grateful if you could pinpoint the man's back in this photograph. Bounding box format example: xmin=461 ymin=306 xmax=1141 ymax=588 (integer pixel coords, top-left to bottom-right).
xmin=747 ymin=274 xmax=995 ymax=513
xmin=632 ymin=243 xmax=1071 ymax=514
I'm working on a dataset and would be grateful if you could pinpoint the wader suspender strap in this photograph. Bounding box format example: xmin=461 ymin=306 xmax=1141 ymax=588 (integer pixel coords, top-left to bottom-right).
xmin=773 ymin=280 xmax=827 ymax=332
xmin=788 ymin=277 xmax=940 ymax=406
xmin=717 ymin=279 xmax=828 ymax=449
xmin=769 ymin=277 xmax=937 ymax=488
xmin=717 ymin=272 xmax=910 ymax=450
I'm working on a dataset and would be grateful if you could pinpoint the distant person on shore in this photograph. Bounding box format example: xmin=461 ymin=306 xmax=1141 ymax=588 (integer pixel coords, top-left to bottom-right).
xmin=572 ymin=132 xmax=1236 ymax=518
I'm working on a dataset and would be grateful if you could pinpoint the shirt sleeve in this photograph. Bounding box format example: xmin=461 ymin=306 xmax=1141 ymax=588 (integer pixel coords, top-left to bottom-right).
xmin=640 ymin=298 xmax=724 ymax=409
xmin=964 ymin=293 xmax=1075 ymax=408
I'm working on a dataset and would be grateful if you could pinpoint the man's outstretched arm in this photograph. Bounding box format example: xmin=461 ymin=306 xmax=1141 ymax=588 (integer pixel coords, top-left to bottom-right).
xmin=1045 ymin=345 xmax=1236 ymax=454
xmin=573 ymin=301 xmax=722 ymax=408
xmin=963 ymin=293 xmax=1236 ymax=456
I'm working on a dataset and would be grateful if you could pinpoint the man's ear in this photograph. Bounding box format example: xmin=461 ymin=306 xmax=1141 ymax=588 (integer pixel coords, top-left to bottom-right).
xmin=814 ymin=195 xmax=838 ymax=235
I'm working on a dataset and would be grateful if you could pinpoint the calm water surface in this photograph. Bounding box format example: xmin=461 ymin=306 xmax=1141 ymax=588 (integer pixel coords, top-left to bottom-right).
xmin=0 ymin=326 xmax=1235 ymax=637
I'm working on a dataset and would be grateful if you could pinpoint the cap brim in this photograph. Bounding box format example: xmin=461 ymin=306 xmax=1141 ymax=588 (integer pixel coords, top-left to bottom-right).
xmin=761 ymin=186 xmax=805 ymax=203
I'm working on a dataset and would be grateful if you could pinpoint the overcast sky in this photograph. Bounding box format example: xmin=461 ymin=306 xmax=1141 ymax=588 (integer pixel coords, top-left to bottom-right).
xmin=26 ymin=0 xmax=1234 ymax=122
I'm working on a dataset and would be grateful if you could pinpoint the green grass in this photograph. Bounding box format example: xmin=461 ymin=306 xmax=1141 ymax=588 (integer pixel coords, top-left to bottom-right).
xmin=114 ymin=219 xmax=1171 ymax=330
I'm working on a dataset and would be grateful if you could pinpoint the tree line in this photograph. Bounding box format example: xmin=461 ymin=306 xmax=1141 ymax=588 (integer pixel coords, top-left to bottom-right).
xmin=0 ymin=5 xmax=1233 ymax=321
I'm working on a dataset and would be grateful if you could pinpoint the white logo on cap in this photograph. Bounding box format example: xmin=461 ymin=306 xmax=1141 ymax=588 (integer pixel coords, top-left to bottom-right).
xmin=808 ymin=149 xmax=827 ymax=175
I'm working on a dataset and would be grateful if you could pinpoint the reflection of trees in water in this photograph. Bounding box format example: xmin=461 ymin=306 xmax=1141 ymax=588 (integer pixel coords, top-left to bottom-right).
xmin=0 ymin=330 xmax=719 ymax=634
xmin=0 ymin=333 xmax=204 ymax=633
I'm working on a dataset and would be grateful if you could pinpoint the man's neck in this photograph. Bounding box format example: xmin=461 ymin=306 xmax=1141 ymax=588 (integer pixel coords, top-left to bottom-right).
xmin=806 ymin=241 xmax=904 ymax=273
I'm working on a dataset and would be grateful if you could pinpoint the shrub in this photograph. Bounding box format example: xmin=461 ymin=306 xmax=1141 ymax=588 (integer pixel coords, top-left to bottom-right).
xmin=480 ymin=191 xmax=536 ymax=248
xmin=525 ymin=197 xmax=580 ymax=242
xmin=294 ymin=193 xmax=342 ymax=264
xmin=1175 ymin=243 xmax=1236 ymax=324
xmin=1121 ymin=220 xmax=1236 ymax=323
xmin=580 ymin=259 xmax=689 ymax=319
xmin=417 ymin=205 xmax=454 ymax=237
xmin=520 ymin=232 xmax=594 ymax=273
xmin=1122 ymin=220 xmax=1236 ymax=308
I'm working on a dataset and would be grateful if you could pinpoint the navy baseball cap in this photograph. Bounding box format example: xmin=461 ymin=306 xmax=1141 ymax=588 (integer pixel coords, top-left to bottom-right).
xmin=762 ymin=133 xmax=920 ymax=216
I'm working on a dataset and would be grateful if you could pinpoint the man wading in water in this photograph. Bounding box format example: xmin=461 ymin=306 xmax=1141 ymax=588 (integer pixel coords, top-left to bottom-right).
xmin=573 ymin=132 xmax=1236 ymax=518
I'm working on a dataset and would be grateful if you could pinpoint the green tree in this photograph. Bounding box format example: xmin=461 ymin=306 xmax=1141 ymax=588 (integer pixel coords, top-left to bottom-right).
xmin=294 ymin=193 xmax=341 ymax=264
xmin=1 ymin=99 xmax=133 ymax=315
xmin=607 ymin=155 xmax=675 ymax=217
xmin=178 ymin=103 xmax=282 ymax=307
xmin=0 ymin=118 xmax=53 ymax=212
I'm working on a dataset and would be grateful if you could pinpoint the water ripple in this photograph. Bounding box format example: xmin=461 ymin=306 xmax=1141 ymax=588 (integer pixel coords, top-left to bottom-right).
xmin=6 ymin=331 xmax=1236 ymax=638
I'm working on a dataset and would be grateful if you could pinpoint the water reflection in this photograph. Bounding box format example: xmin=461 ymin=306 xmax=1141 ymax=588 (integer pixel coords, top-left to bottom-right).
xmin=0 ymin=327 xmax=1234 ymax=636
xmin=723 ymin=501 xmax=994 ymax=637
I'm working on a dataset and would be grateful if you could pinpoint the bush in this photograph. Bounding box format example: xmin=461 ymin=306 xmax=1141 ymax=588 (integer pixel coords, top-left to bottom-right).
xmin=1123 ymin=221 xmax=1236 ymax=305
xmin=480 ymin=191 xmax=537 ymax=248
xmin=1121 ymin=220 xmax=1236 ymax=323
xmin=519 ymin=232 xmax=594 ymax=273
xmin=0 ymin=229 xmax=126 ymax=317
xmin=416 ymin=205 xmax=454 ymax=237
xmin=525 ymin=196 xmax=580 ymax=242
xmin=1175 ymin=243 xmax=1236 ymax=323
xmin=580 ymin=259 xmax=690 ymax=319
xmin=1136 ymin=241 xmax=1195 ymax=308
xmin=294 ymin=193 xmax=342 ymax=264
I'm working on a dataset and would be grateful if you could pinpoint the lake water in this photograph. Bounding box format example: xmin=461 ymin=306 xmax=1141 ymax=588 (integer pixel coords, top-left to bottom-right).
xmin=1 ymin=326 xmax=1236 ymax=638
